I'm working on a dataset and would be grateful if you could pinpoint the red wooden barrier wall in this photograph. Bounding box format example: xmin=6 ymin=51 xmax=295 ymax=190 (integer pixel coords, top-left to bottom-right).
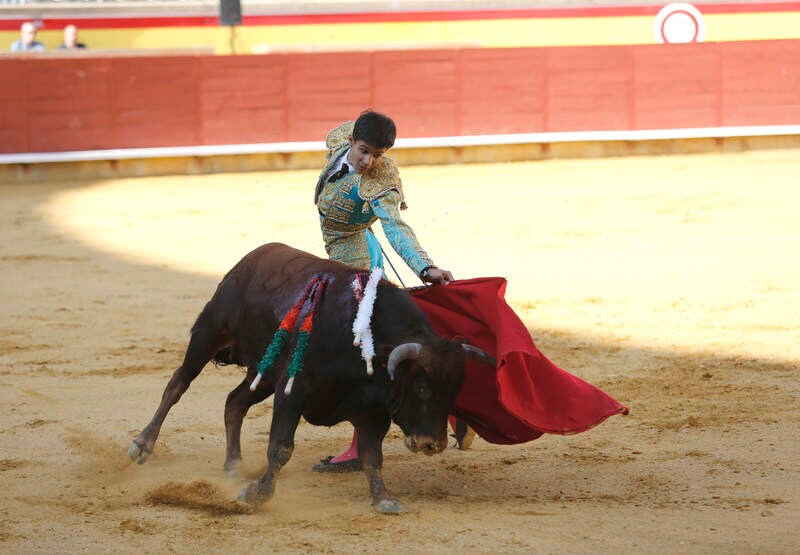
xmin=1 ymin=40 xmax=799 ymax=154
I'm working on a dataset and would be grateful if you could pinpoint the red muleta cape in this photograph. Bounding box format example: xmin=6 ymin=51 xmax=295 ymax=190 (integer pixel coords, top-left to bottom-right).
xmin=409 ymin=277 xmax=628 ymax=444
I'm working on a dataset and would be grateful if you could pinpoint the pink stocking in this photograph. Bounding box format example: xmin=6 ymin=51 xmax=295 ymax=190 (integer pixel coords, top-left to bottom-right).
xmin=329 ymin=430 xmax=358 ymax=463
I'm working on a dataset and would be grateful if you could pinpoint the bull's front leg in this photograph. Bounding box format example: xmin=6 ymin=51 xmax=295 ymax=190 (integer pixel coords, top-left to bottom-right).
xmin=237 ymin=379 xmax=304 ymax=507
xmin=355 ymin=412 xmax=403 ymax=514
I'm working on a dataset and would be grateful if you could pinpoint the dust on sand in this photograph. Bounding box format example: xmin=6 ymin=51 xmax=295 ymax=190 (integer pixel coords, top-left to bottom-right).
xmin=1 ymin=150 xmax=798 ymax=553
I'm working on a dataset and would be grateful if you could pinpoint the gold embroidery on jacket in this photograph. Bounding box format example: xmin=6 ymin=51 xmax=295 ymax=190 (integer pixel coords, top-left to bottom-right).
xmin=359 ymin=157 xmax=405 ymax=207
xmin=326 ymin=121 xmax=354 ymax=152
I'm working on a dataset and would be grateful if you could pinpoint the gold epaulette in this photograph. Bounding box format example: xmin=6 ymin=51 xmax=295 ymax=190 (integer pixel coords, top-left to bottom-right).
xmin=359 ymin=156 xmax=407 ymax=209
xmin=326 ymin=121 xmax=355 ymax=154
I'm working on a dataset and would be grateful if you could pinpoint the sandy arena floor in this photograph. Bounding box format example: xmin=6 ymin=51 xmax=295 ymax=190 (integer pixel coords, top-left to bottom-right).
xmin=1 ymin=149 xmax=798 ymax=553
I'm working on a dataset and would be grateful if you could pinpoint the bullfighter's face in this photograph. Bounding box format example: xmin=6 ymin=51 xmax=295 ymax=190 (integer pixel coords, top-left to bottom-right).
xmin=347 ymin=136 xmax=387 ymax=175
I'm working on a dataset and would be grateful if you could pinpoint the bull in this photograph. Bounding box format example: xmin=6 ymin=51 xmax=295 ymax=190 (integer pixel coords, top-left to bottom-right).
xmin=128 ymin=243 xmax=494 ymax=513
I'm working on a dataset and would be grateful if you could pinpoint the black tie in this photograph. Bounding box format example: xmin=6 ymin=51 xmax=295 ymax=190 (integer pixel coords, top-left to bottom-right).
xmin=327 ymin=163 xmax=349 ymax=183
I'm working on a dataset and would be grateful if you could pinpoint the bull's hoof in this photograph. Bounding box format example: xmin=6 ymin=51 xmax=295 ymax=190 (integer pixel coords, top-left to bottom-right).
xmin=128 ymin=441 xmax=151 ymax=465
xmin=375 ymin=498 xmax=405 ymax=515
xmin=223 ymin=459 xmax=241 ymax=479
xmin=237 ymin=481 xmax=272 ymax=507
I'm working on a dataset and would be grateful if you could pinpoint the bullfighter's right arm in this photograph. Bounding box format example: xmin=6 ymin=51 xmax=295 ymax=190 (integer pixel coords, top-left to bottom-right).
xmin=370 ymin=190 xmax=434 ymax=276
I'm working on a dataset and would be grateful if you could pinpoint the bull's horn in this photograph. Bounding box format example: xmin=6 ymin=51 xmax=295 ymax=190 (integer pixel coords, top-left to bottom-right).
xmin=462 ymin=344 xmax=497 ymax=368
xmin=387 ymin=342 xmax=423 ymax=380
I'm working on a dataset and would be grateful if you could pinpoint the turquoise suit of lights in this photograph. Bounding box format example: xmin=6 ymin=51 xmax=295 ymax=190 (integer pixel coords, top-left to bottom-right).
xmin=315 ymin=121 xmax=434 ymax=275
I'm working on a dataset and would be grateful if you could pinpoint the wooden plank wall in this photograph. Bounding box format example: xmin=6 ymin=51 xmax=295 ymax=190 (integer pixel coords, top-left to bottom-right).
xmin=1 ymin=39 xmax=799 ymax=154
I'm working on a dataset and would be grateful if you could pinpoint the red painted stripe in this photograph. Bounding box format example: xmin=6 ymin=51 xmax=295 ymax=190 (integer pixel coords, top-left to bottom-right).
xmin=0 ymin=16 xmax=218 ymax=31
xmin=1 ymin=2 xmax=799 ymax=31
xmin=698 ymin=0 xmax=800 ymax=13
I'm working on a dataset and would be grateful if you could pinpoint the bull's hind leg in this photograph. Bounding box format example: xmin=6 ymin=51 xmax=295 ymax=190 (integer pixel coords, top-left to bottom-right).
xmin=237 ymin=381 xmax=304 ymax=507
xmin=128 ymin=326 xmax=229 ymax=464
xmin=355 ymin=412 xmax=402 ymax=514
xmin=223 ymin=374 xmax=274 ymax=476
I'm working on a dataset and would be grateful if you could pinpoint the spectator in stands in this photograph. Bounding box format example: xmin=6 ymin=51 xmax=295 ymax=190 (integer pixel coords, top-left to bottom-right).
xmin=10 ymin=22 xmax=45 ymax=52
xmin=59 ymin=25 xmax=87 ymax=50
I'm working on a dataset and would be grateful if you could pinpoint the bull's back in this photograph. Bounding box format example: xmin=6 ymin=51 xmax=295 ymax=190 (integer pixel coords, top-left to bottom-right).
xmin=203 ymin=243 xmax=353 ymax=344
xmin=238 ymin=243 xmax=351 ymax=290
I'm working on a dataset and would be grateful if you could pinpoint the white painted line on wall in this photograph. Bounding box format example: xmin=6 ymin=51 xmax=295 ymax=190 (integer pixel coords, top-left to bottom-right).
xmin=2 ymin=125 xmax=799 ymax=165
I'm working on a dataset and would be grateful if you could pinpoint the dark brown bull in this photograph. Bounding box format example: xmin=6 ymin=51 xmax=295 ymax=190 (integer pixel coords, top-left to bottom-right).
xmin=128 ymin=243 xmax=494 ymax=513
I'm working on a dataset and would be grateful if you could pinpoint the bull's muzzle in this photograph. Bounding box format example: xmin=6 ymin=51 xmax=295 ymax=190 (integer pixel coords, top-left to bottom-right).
xmin=404 ymin=435 xmax=447 ymax=456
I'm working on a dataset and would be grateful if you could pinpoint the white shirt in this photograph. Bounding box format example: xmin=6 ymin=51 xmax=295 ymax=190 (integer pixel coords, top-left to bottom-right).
xmin=325 ymin=148 xmax=352 ymax=182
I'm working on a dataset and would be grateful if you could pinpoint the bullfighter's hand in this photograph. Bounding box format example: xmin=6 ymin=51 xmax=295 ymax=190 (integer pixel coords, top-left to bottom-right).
xmin=425 ymin=268 xmax=454 ymax=285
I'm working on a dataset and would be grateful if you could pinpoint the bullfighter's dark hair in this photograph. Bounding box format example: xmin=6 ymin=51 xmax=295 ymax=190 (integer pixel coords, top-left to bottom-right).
xmin=353 ymin=110 xmax=396 ymax=149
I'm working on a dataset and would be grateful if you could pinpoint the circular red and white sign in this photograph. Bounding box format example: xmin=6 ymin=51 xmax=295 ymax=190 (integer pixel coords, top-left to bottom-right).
xmin=654 ymin=3 xmax=706 ymax=44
